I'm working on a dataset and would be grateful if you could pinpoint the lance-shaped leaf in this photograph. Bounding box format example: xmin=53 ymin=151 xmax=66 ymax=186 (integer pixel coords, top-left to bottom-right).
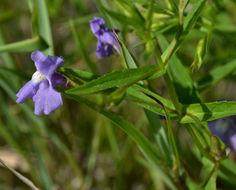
xmin=120 ymin=40 xmax=138 ymax=69
xmin=127 ymin=84 xmax=175 ymax=110
xmin=59 ymin=67 xmax=99 ymax=82
xmin=66 ymin=65 xmax=161 ymax=95
xmin=126 ymin=84 xmax=178 ymax=119
xmin=0 ymin=36 xmax=48 ymax=52
xmin=35 ymin=0 xmax=54 ymax=55
xmin=183 ymin=0 xmax=206 ymax=33
xmin=126 ymin=91 xmax=236 ymax=124
xmin=181 ymin=101 xmax=236 ymax=123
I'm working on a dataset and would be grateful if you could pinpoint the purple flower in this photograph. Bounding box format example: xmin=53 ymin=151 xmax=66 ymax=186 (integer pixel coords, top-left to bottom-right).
xmin=16 ymin=50 xmax=67 ymax=115
xmin=90 ymin=17 xmax=120 ymax=59
xmin=208 ymin=116 xmax=236 ymax=152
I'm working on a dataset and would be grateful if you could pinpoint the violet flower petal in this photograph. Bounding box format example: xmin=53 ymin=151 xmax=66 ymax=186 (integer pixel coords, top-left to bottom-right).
xmin=230 ymin=135 xmax=236 ymax=152
xmin=90 ymin=17 xmax=105 ymax=36
xmin=31 ymin=50 xmax=47 ymax=63
xmin=51 ymin=73 xmax=67 ymax=87
xmin=208 ymin=116 xmax=236 ymax=152
xmin=100 ymin=31 xmax=120 ymax=54
xmin=209 ymin=119 xmax=229 ymax=145
xmin=16 ymin=80 xmax=37 ymax=103
xmin=96 ymin=40 xmax=113 ymax=59
xmin=31 ymin=50 xmax=64 ymax=81
xmin=33 ymin=80 xmax=63 ymax=115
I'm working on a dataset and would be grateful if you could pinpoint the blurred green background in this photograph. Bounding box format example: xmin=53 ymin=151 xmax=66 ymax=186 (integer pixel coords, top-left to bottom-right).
xmin=1 ymin=0 xmax=236 ymax=189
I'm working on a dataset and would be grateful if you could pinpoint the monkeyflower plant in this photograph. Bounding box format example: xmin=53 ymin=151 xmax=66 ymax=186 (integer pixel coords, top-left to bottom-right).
xmin=9 ymin=0 xmax=236 ymax=189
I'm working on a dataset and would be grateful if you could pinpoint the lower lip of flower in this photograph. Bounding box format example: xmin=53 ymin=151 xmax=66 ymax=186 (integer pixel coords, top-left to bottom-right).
xmin=32 ymin=71 xmax=46 ymax=84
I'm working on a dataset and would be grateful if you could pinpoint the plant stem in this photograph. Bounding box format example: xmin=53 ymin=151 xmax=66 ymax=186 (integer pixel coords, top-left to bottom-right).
xmin=163 ymin=73 xmax=182 ymax=115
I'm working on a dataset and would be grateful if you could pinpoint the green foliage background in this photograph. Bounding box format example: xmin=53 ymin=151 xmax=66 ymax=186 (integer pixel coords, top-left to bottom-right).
xmin=1 ymin=0 xmax=236 ymax=189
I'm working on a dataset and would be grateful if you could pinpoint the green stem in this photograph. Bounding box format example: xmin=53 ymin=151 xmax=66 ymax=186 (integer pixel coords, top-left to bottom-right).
xmin=165 ymin=109 xmax=181 ymax=172
xmin=163 ymin=73 xmax=182 ymax=115
xmin=162 ymin=38 xmax=178 ymax=65
xmin=154 ymin=41 xmax=182 ymax=115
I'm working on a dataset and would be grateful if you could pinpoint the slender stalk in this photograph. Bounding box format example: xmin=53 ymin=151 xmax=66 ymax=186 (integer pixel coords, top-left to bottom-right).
xmin=154 ymin=40 xmax=182 ymax=115
xmin=154 ymin=44 xmax=181 ymax=175
xmin=165 ymin=112 xmax=181 ymax=171
xmin=163 ymin=73 xmax=182 ymax=115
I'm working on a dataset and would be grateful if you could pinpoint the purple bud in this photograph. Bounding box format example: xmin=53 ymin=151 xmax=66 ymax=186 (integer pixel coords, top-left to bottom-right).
xmin=90 ymin=17 xmax=120 ymax=59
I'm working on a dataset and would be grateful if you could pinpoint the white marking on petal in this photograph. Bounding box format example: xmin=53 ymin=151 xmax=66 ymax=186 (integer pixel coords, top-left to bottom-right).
xmin=32 ymin=71 xmax=46 ymax=84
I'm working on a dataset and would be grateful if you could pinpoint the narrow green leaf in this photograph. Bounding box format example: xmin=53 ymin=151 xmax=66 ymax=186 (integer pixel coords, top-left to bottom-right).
xmin=25 ymin=0 xmax=34 ymax=12
xmin=0 ymin=36 xmax=48 ymax=53
xmin=183 ymin=0 xmax=206 ymax=33
xmin=127 ymin=91 xmax=236 ymax=124
xmin=202 ymin=159 xmax=218 ymax=190
xmin=36 ymin=0 xmax=54 ymax=55
xmin=181 ymin=101 xmax=236 ymax=123
xmin=126 ymin=84 xmax=177 ymax=118
xmin=144 ymin=110 xmax=172 ymax=166
xmin=120 ymin=40 xmax=138 ymax=69
xmin=219 ymin=159 xmax=236 ymax=184
xmin=165 ymin=108 xmax=180 ymax=169
xmin=66 ymin=65 xmax=159 ymax=95
xmin=59 ymin=67 xmax=98 ymax=82
xmin=128 ymin=85 xmax=175 ymax=110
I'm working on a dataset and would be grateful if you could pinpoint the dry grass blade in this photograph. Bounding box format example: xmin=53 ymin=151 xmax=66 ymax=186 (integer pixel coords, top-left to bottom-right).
xmin=0 ymin=158 xmax=40 ymax=190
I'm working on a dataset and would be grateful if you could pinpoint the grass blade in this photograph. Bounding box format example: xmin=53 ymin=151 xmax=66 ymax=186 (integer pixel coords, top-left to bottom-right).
xmin=0 ymin=36 xmax=48 ymax=53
